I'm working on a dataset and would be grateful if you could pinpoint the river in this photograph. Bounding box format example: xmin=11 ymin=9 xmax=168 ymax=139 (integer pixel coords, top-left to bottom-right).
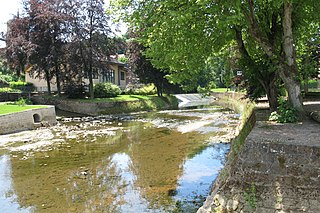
xmin=0 ymin=105 xmax=240 ymax=212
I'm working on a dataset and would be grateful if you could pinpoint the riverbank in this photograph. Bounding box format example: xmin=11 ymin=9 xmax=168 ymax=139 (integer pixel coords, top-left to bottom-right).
xmin=32 ymin=95 xmax=178 ymax=115
xmin=198 ymin=96 xmax=320 ymax=212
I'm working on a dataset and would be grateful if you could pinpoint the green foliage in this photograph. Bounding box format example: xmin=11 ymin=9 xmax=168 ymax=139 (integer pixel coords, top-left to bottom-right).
xmin=307 ymin=79 xmax=318 ymax=89
xmin=197 ymin=81 xmax=217 ymax=97
xmin=0 ymin=74 xmax=14 ymax=83
xmin=8 ymin=98 xmax=33 ymax=106
xmin=244 ymin=184 xmax=257 ymax=210
xmin=94 ymin=82 xmax=122 ymax=98
xmin=118 ymin=56 xmax=128 ymax=63
xmin=9 ymin=82 xmax=35 ymax=92
xmin=269 ymin=97 xmax=298 ymax=123
xmin=63 ymin=82 xmax=87 ymax=99
xmin=0 ymin=87 xmax=21 ymax=93
xmin=110 ymin=0 xmax=320 ymax=112
xmin=0 ymin=61 xmax=18 ymax=82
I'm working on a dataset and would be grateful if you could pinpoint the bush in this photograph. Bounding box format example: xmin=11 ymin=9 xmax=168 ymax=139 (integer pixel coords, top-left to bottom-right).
xmin=0 ymin=74 xmax=14 ymax=83
xmin=94 ymin=82 xmax=122 ymax=98
xmin=9 ymin=81 xmax=35 ymax=92
xmin=6 ymin=98 xmax=33 ymax=106
xmin=64 ymin=82 xmax=87 ymax=99
xmin=125 ymin=84 xmax=157 ymax=95
xmin=269 ymin=97 xmax=298 ymax=123
xmin=0 ymin=87 xmax=21 ymax=93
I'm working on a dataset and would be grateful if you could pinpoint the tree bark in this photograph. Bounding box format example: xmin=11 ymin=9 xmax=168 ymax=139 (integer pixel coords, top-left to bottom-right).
xmin=45 ymin=68 xmax=51 ymax=95
xmin=55 ymin=62 xmax=61 ymax=96
xmin=266 ymin=79 xmax=279 ymax=111
xmin=281 ymin=1 xmax=304 ymax=113
xmin=235 ymin=28 xmax=279 ymax=111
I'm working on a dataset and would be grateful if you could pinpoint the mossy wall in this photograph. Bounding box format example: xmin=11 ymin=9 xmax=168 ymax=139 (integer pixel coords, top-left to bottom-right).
xmin=198 ymin=92 xmax=256 ymax=213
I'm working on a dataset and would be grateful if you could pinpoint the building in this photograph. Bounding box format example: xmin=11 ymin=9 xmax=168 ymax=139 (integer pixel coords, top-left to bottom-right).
xmin=25 ymin=57 xmax=128 ymax=92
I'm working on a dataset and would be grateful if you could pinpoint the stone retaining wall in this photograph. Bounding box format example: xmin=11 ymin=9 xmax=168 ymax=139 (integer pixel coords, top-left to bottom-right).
xmin=199 ymin=128 xmax=320 ymax=213
xmin=32 ymin=96 xmax=177 ymax=116
xmin=0 ymin=106 xmax=57 ymax=135
xmin=198 ymin=92 xmax=320 ymax=212
xmin=32 ymin=96 xmax=144 ymax=116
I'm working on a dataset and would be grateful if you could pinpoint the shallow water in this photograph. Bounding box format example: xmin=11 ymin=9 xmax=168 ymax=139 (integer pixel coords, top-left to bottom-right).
xmin=0 ymin=106 xmax=239 ymax=212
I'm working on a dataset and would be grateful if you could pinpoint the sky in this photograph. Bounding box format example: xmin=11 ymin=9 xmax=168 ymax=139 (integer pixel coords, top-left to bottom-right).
xmin=0 ymin=0 xmax=21 ymax=32
xmin=0 ymin=0 xmax=126 ymax=47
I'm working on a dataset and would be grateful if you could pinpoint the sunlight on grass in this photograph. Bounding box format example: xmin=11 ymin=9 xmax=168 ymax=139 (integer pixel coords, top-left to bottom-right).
xmin=211 ymin=88 xmax=229 ymax=93
xmin=0 ymin=105 xmax=46 ymax=115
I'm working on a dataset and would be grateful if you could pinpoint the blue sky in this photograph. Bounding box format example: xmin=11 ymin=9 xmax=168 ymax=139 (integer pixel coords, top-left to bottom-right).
xmin=0 ymin=0 xmax=126 ymax=47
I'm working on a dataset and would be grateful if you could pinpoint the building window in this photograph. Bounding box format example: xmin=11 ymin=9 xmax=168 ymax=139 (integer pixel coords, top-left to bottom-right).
xmin=102 ymin=69 xmax=115 ymax=84
xmin=120 ymin=71 xmax=125 ymax=81
xmin=84 ymin=69 xmax=98 ymax=79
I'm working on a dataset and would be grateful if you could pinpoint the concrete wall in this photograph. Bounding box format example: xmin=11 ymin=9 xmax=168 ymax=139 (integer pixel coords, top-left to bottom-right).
xmin=0 ymin=106 xmax=57 ymax=135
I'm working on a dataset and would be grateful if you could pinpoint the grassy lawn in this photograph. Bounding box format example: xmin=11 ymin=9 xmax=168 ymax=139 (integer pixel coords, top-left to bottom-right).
xmin=211 ymin=88 xmax=229 ymax=93
xmin=0 ymin=105 xmax=46 ymax=115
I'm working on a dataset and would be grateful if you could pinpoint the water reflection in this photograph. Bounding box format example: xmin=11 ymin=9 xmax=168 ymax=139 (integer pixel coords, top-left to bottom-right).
xmin=0 ymin=155 xmax=33 ymax=212
xmin=0 ymin=106 xmax=238 ymax=212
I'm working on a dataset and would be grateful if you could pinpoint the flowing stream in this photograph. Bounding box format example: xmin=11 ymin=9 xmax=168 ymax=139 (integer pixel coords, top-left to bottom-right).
xmin=0 ymin=105 xmax=240 ymax=212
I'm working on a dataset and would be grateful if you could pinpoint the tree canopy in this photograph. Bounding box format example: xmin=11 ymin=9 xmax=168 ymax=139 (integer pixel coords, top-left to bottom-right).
xmin=6 ymin=0 xmax=113 ymax=98
xmin=111 ymin=0 xmax=320 ymax=114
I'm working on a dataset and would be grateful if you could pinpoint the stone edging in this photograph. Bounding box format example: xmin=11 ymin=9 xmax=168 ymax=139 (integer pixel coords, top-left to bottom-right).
xmin=0 ymin=106 xmax=57 ymax=135
xmin=198 ymin=92 xmax=256 ymax=212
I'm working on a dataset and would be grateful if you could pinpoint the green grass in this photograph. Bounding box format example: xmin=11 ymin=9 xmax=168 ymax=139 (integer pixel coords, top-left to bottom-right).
xmin=211 ymin=88 xmax=229 ymax=93
xmin=0 ymin=105 xmax=46 ymax=115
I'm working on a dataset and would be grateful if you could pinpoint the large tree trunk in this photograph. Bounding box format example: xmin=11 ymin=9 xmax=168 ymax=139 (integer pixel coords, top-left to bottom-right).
xmin=88 ymin=69 xmax=94 ymax=99
xmin=281 ymin=1 xmax=304 ymax=113
xmin=45 ymin=69 xmax=51 ymax=95
xmin=266 ymin=81 xmax=279 ymax=112
xmin=55 ymin=63 xmax=61 ymax=96
xmin=235 ymin=27 xmax=279 ymax=111
xmin=259 ymin=75 xmax=279 ymax=112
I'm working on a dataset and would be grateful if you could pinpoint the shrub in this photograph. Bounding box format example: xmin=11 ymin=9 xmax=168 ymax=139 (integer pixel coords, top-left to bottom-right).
xmin=9 ymin=81 xmax=35 ymax=92
xmin=0 ymin=74 xmax=14 ymax=83
xmin=64 ymin=82 xmax=87 ymax=99
xmin=269 ymin=97 xmax=298 ymax=123
xmin=0 ymin=87 xmax=21 ymax=93
xmin=7 ymin=98 xmax=33 ymax=106
xmin=94 ymin=82 xmax=122 ymax=98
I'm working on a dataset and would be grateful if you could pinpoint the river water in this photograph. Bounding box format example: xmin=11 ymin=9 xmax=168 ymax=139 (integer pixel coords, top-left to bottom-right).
xmin=0 ymin=106 xmax=240 ymax=212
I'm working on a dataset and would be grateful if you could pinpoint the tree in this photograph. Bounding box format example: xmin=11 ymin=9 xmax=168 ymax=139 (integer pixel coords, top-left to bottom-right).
xmin=6 ymin=15 xmax=30 ymax=79
xmin=20 ymin=0 xmax=70 ymax=95
xmin=70 ymin=0 xmax=112 ymax=99
xmin=111 ymin=0 xmax=320 ymax=115
xmin=6 ymin=0 xmax=113 ymax=98
xmin=128 ymin=33 xmax=174 ymax=96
